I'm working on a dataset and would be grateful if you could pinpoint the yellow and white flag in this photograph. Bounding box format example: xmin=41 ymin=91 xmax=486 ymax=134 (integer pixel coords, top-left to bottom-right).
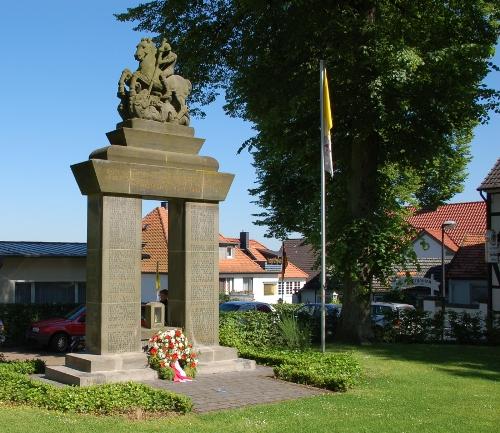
xmin=322 ymin=69 xmax=334 ymax=176
xmin=155 ymin=261 xmax=161 ymax=291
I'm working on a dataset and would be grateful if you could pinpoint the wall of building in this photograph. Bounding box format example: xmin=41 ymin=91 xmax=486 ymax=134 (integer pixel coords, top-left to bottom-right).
xmin=413 ymin=234 xmax=454 ymax=259
xmin=141 ymin=273 xmax=168 ymax=303
xmin=0 ymin=257 xmax=86 ymax=304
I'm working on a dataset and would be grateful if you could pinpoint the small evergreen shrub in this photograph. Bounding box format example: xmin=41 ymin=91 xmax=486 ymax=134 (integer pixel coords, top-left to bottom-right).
xmin=238 ymin=347 xmax=360 ymax=392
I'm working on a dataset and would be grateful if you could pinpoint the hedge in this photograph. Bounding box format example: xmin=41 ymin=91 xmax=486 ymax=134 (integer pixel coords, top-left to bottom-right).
xmin=0 ymin=359 xmax=192 ymax=415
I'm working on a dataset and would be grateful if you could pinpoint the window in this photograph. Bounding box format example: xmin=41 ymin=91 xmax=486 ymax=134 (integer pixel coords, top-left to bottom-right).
xmin=15 ymin=282 xmax=31 ymax=303
xmin=293 ymin=281 xmax=301 ymax=293
xmin=34 ymin=282 xmax=75 ymax=304
xmin=285 ymin=281 xmax=293 ymax=295
xmin=219 ymin=278 xmax=234 ymax=294
xmin=278 ymin=281 xmax=284 ymax=295
xmin=226 ymin=247 xmax=233 ymax=259
xmin=264 ymin=283 xmax=277 ymax=296
xmin=77 ymin=282 xmax=86 ymax=303
xmin=242 ymin=278 xmax=253 ymax=294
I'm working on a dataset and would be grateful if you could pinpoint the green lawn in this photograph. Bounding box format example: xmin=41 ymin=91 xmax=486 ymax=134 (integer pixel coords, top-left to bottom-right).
xmin=1 ymin=344 xmax=499 ymax=433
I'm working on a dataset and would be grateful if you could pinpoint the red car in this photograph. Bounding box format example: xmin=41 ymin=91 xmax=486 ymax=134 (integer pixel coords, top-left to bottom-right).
xmin=27 ymin=305 xmax=86 ymax=352
xmin=27 ymin=305 xmax=149 ymax=352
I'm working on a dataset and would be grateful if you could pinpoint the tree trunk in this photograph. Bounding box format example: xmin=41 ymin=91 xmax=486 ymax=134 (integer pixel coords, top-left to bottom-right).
xmin=337 ymin=132 xmax=378 ymax=343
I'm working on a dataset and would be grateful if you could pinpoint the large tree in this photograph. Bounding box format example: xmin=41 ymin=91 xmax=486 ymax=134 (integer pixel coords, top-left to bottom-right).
xmin=117 ymin=1 xmax=499 ymax=342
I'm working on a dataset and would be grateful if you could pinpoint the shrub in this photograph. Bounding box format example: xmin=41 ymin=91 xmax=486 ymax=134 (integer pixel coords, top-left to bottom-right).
xmin=219 ymin=311 xmax=283 ymax=349
xmin=238 ymin=347 xmax=360 ymax=392
xmin=0 ymin=360 xmax=192 ymax=414
xmin=448 ymin=311 xmax=484 ymax=344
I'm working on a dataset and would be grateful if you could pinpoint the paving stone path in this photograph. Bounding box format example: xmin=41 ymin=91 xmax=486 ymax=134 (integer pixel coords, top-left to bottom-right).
xmin=142 ymin=366 xmax=328 ymax=413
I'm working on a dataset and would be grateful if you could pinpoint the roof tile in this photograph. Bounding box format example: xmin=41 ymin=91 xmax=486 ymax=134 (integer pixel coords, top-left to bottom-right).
xmin=408 ymin=201 xmax=486 ymax=248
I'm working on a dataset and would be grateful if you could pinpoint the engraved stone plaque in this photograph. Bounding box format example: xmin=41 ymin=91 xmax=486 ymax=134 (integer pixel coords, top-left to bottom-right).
xmin=185 ymin=202 xmax=219 ymax=345
xmin=86 ymin=195 xmax=142 ymax=354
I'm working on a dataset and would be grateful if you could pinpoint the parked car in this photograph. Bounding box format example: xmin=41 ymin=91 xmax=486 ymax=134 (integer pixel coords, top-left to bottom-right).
xmin=26 ymin=305 xmax=86 ymax=352
xmin=295 ymin=303 xmax=342 ymax=339
xmin=0 ymin=319 xmax=5 ymax=345
xmin=27 ymin=305 xmax=148 ymax=353
xmin=371 ymin=302 xmax=415 ymax=329
xmin=219 ymin=301 xmax=276 ymax=313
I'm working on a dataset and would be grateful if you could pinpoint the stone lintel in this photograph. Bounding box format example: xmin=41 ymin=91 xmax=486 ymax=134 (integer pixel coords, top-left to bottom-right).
xmin=89 ymin=145 xmax=219 ymax=171
xmin=71 ymin=159 xmax=234 ymax=202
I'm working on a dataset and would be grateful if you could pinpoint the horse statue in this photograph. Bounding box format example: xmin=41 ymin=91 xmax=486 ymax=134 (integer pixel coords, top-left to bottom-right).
xmin=118 ymin=38 xmax=192 ymax=125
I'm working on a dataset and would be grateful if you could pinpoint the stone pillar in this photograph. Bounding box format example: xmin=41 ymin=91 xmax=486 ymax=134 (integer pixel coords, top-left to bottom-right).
xmin=169 ymin=200 xmax=219 ymax=346
xmin=86 ymin=194 xmax=142 ymax=354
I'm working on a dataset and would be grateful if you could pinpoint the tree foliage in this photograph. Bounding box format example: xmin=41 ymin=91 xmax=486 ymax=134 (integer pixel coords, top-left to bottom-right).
xmin=117 ymin=0 xmax=499 ymax=341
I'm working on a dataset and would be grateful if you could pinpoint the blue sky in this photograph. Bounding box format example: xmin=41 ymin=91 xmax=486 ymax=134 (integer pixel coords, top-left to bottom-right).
xmin=0 ymin=1 xmax=498 ymax=251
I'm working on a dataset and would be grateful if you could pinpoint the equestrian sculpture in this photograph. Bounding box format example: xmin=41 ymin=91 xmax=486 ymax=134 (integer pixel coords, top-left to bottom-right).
xmin=118 ymin=38 xmax=192 ymax=125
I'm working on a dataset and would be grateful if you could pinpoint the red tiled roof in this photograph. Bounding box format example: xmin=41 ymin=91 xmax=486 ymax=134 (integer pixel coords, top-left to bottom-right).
xmin=478 ymin=158 xmax=500 ymax=191
xmin=283 ymin=262 xmax=309 ymax=279
xmin=408 ymin=201 xmax=486 ymax=248
xmin=421 ymin=228 xmax=459 ymax=252
xmin=447 ymin=235 xmax=487 ymax=280
xmin=141 ymin=207 xmax=168 ymax=273
xmin=219 ymin=247 xmax=267 ymax=274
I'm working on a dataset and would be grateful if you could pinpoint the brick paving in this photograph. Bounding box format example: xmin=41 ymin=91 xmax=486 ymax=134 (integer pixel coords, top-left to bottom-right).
xmin=141 ymin=366 xmax=328 ymax=413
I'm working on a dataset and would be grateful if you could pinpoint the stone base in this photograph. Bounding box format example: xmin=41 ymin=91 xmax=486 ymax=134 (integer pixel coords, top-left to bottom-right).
xmin=45 ymin=352 xmax=156 ymax=386
xmin=196 ymin=345 xmax=256 ymax=375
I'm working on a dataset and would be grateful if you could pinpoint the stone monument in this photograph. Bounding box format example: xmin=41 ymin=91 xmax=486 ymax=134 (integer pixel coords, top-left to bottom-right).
xmin=45 ymin=39 xmax=254 ymax=386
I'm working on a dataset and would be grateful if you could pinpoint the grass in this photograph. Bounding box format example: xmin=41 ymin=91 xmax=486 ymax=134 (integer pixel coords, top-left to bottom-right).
xmin=1 ymin=344 xmax=499 ymax=433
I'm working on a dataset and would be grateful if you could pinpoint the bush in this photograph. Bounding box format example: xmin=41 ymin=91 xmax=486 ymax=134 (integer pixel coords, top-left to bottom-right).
xmin=448 ymin=311 xmax=483 ymax=344
xmin=238 ymin=347 xmax=360 ymax=392
xmin=0 ymin=303 xmax=78 ymax=345
xmin=0 ymin=359 xmax=192 ymax=414
xmin=219 ymin=311 xmax=284 ymax=349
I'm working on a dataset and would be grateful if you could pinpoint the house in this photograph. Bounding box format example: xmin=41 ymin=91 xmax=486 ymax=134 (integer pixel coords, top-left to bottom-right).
xmin=0 ymin=242 xmax=86 ymax=304
xmin=447 ymin=234 xmax=488 ymax=306
xmin=477 ymin=157 xmax=500 ymax=313
xmin=141 ymin=205 xmax=308 ymax=304
xmin=0 ymin=205 xmax=325 ymax=306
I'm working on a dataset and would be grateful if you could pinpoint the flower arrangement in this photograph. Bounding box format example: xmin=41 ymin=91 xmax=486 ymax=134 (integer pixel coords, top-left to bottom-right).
xmin=146 ymin=329 xmax=198 ymax=381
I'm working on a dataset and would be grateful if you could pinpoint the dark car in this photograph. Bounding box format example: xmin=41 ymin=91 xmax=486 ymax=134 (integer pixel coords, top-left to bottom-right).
xmin=27 ymin=305 xmax=86 ymax=352
xmin=219 ymin=301 xmax=276 ymax=313
xmin=27 ymin=305 xmax=148 ymax=352
xmin=295 ymin=303 xmax=342 ymax=340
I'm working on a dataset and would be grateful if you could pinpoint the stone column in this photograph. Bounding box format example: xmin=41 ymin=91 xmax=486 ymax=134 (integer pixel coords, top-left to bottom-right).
xmin=86 ymin=194 xmax=142 ymax=354
xmin=168 ymin=200 xmax=219 ymax=346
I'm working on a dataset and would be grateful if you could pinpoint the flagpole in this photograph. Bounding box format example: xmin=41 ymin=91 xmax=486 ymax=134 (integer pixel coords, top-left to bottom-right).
xmin=320 ymin=60 xmax=326 ymax=353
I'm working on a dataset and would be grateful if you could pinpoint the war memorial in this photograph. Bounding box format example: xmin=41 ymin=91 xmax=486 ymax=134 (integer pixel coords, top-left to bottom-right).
xmin=45 ymin=38 xmax=254 ymax=385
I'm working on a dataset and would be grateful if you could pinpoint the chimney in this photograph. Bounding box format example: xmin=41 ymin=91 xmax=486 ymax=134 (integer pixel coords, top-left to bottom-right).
xmin=240 ymin=231 xmax=249 ymax=250
xmin=160 ymin=201 xmax=167 ymax=209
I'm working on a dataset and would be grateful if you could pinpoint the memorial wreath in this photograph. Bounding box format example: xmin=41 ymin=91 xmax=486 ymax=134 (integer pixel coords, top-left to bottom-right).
xmin=146 ymin=329 xmax=198 ymax=381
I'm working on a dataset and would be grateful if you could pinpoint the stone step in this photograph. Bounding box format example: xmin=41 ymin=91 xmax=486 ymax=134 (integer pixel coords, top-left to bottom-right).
xmin=45 ymin=365 xmax=157 ymax=386
xmin=196 ymin=345 xmax=239 ymax=363
xmin=196 ymin=358 xmax=256 ymax=375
